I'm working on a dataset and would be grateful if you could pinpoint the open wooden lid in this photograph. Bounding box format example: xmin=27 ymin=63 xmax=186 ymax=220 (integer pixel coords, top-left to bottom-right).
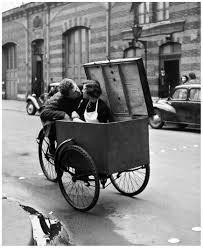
xmin=83 ymin=58 xmax=154 ymax=120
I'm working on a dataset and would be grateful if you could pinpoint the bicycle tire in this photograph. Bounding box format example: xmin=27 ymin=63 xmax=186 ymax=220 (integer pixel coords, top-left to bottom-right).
xmin=110 ymin=164 xmax=150 ymax=196
xmin=57 ymin=144 xmax=100 ymax=211
xmin=38 ymin=131 xmax=57 ymax=182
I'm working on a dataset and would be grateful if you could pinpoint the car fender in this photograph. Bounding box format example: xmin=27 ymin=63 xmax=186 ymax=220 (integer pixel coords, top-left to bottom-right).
xmin=153 ymin=102 xmax=176 ymax=114
xmin=54 ymin=139 xmax=75 ymax=178
xmin=26 ymin=96 xmax=40 ymax=109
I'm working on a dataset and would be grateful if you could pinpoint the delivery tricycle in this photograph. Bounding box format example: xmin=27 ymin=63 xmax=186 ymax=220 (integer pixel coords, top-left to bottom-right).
xmin=37 ymin=58 xmax=154 ymax=211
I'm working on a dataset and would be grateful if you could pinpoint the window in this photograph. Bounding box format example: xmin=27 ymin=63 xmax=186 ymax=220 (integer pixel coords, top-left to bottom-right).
xmin=138 ymin=2 xmax=150 ymax=24
xmin=64 ymin=27 xmax=89 ymax=83
xmin=156 ymin=2 xmax=169 ymax=21
xmin=5 ymin=43 xmax=17 ymax=69
xmin=172 ymin=88 xmax=188 ymax=100
xmin=33 ymin=16 xmax=43 ymax=29
xmin=190 ymin=88 xmax=201 ymax=101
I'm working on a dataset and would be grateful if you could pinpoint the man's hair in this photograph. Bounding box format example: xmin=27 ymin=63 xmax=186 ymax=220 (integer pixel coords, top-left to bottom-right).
xmin=189 ymin=72 xmax=196 ymax=79
xmin=59 ymin=78 xmax=77 ymax=96
xmin=83 ymin=80 xmax=102 ymax=98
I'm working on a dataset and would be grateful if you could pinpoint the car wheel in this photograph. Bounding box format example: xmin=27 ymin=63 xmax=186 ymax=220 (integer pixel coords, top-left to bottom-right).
xmin=26 ymin=101 xmax=36 ymax=115
xmin=149 ymin=109 xmax=164 ymax=129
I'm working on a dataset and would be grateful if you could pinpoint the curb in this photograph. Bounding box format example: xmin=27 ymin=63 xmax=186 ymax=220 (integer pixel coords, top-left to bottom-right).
xmin=2 ymin=198 xmax=34 ymax=246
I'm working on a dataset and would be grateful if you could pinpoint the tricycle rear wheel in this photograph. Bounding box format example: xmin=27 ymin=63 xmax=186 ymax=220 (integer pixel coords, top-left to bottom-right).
xmin=110 ymin=164 xmax=150 ymax=196
xmin=57 ymin=145 xmax=100 ymax=212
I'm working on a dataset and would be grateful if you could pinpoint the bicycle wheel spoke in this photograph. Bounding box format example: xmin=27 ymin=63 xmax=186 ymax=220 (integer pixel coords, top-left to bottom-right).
xmin=58 ymin=145 xmax=100 ymax=211
xmin=130 ymin=172 xmax=143 ymax=186
xmin=62 ymin=172 xmax=95 ymax=208
xmin=128 ymin=173 xmax=135 ymax=192
xmin=110 ymin=165 xmax=150 ymax=196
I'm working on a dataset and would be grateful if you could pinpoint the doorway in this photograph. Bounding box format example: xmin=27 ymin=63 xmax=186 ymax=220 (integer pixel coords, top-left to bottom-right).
xmin=159 ymin=42 xmax=181 ymax=98
xmin=31 ymin=39 xmax=44 ymax=97
xmin=63 ymin=27 xmax=89 ymax=84
xmin=164 ymin=59 xmax=179 ymax=94
xmin=2 ymin=43 xmax=18 ymax=99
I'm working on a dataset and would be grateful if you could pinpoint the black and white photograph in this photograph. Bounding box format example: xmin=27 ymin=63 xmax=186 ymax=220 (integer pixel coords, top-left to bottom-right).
xmin=1 ymin=0 xmax=201 ymax=246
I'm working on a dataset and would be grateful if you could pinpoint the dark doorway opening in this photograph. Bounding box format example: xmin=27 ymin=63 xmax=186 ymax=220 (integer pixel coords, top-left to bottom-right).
xmin=159 ymin=59 xmax=179 ymax=98
xmin=159 ymin=42 xmax=181 ymax=98
xmin=164 ymin=60 xmax=179 ymax=94
xmin=31 ymin=39 xmax=44 ymax=97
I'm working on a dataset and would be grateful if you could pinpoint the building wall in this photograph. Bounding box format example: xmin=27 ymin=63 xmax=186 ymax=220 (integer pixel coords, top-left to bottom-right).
xmin=138 ymin=2 xmax=201 ymax=95
xmin=175 ymin=2 xmax=200 ymax=76
xmin=2 ymin=2 xmax=201 ymax=100
xmin=2 ymin=16 xmax=27 ymax=98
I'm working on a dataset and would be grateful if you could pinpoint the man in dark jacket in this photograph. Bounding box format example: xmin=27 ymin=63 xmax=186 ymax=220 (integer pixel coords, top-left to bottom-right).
xmin=40 ymin=78 xmax=82 ymax=154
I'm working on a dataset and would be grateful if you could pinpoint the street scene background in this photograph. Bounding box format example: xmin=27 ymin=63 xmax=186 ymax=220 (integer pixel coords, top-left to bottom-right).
xmin=1 ymin=1 xmax=201 ymax=246
xmin=2 ymin=100 xmax=201 ymax=245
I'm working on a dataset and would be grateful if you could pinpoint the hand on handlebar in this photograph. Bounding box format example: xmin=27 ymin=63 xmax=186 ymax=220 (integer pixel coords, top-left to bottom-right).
xmin=71 ymin=111 xmax=80 ymax=119
xmin=71 ymin=111 xmax=85 ymax=122
xmin=64 ymin=114 xmax=72 ymax=121
xmin=73 ymin=118 xmax=85 ymax=123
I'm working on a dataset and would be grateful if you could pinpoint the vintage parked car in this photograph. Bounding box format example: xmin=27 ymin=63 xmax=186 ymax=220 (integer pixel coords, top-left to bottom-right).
xmin=149 ymin=84 xmax=201 ymax=129
xmin=26 ymin=82 xmax=60 ymax=115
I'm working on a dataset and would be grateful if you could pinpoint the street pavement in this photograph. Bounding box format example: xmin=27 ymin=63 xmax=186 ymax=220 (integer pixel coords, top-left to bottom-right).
xmin=2 ymin=99 xmax=27 ymax=112
xmin=2 ymin=99 xmax=71 ymax=246
xmin=2 ymin=197 xmax=34 ymax=245
xmin=2 ymin=99 xmax=201 ymax=246
xmin=2 ymin=100 xmax=34 ymax=245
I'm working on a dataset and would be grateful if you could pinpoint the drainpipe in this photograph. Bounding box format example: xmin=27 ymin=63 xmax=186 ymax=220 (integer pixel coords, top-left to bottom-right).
xmin=106 ymin=2 xmax=111 ymax=59
xmin=45 ymin=4 xmax=50 ymax=91
xmin=25 ymin=10 xmax=29 ymax=97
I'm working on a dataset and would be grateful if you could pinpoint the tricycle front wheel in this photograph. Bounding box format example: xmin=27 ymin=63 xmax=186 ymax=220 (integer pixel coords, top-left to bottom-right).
xmin=110 ymin=164 xmax=150 ymax=196
xmin=57 ymin=144 xmax=100 ymax=212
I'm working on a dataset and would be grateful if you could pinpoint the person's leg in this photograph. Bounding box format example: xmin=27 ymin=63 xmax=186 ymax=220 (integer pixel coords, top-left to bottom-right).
xmin=48 ymin=123 xmax=56 ymax=155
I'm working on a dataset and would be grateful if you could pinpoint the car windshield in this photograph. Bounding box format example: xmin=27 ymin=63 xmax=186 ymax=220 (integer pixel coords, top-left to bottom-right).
xmin=189 ymin=88 xmax=201 ymax=101
xmin=171 ymin=88 xmax=188 ymax=100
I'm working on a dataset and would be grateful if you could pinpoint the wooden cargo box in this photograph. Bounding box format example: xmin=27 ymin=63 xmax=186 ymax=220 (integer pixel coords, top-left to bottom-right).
xmin=56 ymin=117 xmax=149 ymax=175
xmin=56 ymin=58 xmax=153 ymax=175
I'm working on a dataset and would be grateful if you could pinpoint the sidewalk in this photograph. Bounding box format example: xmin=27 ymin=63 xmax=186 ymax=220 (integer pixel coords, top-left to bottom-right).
xmin=2 ymin=99 xmax=26 ymax=112
xmin=2 ymin=197 xmax=34 ymax=246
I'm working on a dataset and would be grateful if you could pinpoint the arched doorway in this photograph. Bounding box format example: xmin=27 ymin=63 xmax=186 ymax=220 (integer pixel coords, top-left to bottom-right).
xmin=123 ymin=41 xmax=147 ymax=71
xmin=63 ymin=26 xmax=90 ymax=84
xmin=159 ymin=42 xmax=181 ymax=97
xmin=31 ymin=39 xmax=44 ymax=97
xmin=2 ymin=42 xmax=17 ymax=99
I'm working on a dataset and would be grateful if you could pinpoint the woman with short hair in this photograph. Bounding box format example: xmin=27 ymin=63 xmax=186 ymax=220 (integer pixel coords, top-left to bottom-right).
xmin=180 ymin=75 xmax=189 ymax=84
xmin=72 ymin=80 xmax=113 ymax=123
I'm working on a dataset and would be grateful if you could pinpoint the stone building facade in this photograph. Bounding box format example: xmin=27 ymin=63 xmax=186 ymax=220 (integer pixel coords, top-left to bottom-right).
xmin=2 ymin=2 xmax=201 ymax=100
